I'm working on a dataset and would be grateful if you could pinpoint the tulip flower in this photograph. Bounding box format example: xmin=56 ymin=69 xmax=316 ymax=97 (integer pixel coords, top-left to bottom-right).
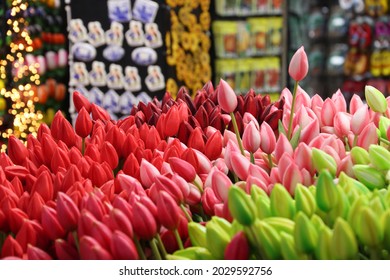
xmin=75 ymin=107 xmax=92 ymax=139
xmin=224 ymin=231 xmax=250 ymax=260
xmin=352 ymin=165 xmax=386 ymax=190
xmin=242 ymin=121 xmax=260 ymax=154
xmin=41 ymin=205 xmax=65 ymax=240
xmin=211 ymin=169 xmax=233 ymax=203
xmin=7 ymin=136 xmax=29 ymax=165
xmin=108 ymin=208 xmax=134 ymax=238
xmin=228 ymin=186 xmax=256 ymax=226
xmin=204 ymin=130 xmax=223 ymax=160
xmin=110 ymin=230 xmax=138 ymax=260
xmin=169 ymin=157 xmax=196 ymax=182
xmin=206 ymin=217 xmax=231 ymax=259
xmin=55 ymin=239 xmax=79 ymax=260
xmin=156 ymin=191 xmax=181 ymax=231
xmin=1 ymin=236 xmax=23 ymax=258
xmin=188 ymin=222 xmax=207 ymax=248
xmin=56 ymin=192 xmax=80 ymax=232
xmin=217 ymin=79 xmax=237 ymax=113
xmin=140 ymin=158 xmax=160 ymax=188
xmin=131 ymin=201 xmax=157 ymax=240
xmin=73 ymin=90 xmax=91 ymax=113
xmin=365 ymin=85 xmax=387 ymax=114
xmin=311 ymin=148 xmax=337 ymax=176
xmin=27 ymin=244 xmax=52 ymax=260
xmin=79 ymin=236 xmax=113 ymax=260
xmin=15 ymin=219 xmax=38 ymax=251
xmin=294 ymin=212 xmax=318 ymax=255
xmin=356 ymin=123 xmax=378 ymax=150
xmin=202 ymin=188 xmax=220 ymax=216
xmin=259 ymin=121 xmax=276 ymax=155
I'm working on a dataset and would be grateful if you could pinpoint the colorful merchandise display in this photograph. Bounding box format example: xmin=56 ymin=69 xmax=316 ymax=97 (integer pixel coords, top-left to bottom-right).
xmin=0 ymin=48 xmax=390 ymax=260
xmin=212 ymin=0 xmax=284 ymax=98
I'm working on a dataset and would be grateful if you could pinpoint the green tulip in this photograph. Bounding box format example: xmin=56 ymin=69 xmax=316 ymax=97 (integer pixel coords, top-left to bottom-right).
xmin=173 ymin=247 xmax=214 ymax=260
xmin=316 ymin=170 xmax=338 ymax=212
xmin=353 ymin=165 xmax=386 ymax=190
xmin=263 ymin=217 xmax=295 ymax=236
xmin=166 ymin=255 xmax=191 ymax=260
xmin=365 ymin=85 xmax=387 ymax=113
xmin=350 ymin=146 xmax=370 ymax=165
xmin=188 ymin=222 xmax=207 ymax=248
xmin=294 ymin=212 xmax=318 ymax=254
xmin=369 ymin=195 xmax=386 ymax=217
xmin=228 ymin=186 xmax=257 ymax=226
xmin=331 ymin=218 xmax=358 ymax=260
xmin=254 ymin=196 xmax=271 ymax=219
xmin=328 ymin=185 xmax=350 ymax=225
xmin=280 ymin=232 xmax=307 ymax=260
xmin=381 ymin=210 xmax=390 ymax=250
xmin=356 ymin=207 xmax=383 ymax=248
xmin=251 ymin=220 xmax=282 ymax=259
xmin=315 ymin=227 xmax=333 ymax=260
xmin=348 ymin=196 xmax=369 ymax=234
xmin=206 ymin=218 xmax=231 ymax=259
xmin=250 ymin=185 xmax=269 ymax=203
xmin=378 ymin=116 xmax=390 ymax=139
xmin=295 ymin=183 xmax=316 ymax=217
xmin=311 ymin=214 xmax=327 ymax=233
xmin=369 ymin=145 xmax=390 ymax=171
xmin=270 ymin=184 xmax=296 ymax=219
xmin=312 ymin=148 xmax=337 ymax=176
xmin=338 ymin=172 xmax=370 ymax=196
xmin=212 ymin=216 xmax=233 ymax=237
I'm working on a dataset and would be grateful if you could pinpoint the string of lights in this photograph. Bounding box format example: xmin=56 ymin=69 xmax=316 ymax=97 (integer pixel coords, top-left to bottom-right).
xmin=0 ymin=0 xmax=42 ymax=152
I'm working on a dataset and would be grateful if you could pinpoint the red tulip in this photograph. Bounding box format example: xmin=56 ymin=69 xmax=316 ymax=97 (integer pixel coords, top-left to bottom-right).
xmin=31 ymin=170 xmax=54 ymax=202
xmin=91 ymin=103 xmax=111 ymax=122
xmin=201 ymin=188 xmax=221 ymax=216
xmin=205 ymin=130 xmax=223 ymax=160
xmin=8 ymin=208 xmax=29 ymax=233
xmin=108 ymin=208 xmax=134 ymax=238
xmin=169 ymin=157 xmax=196 ymax=182
xmin=27 ymin=244 xmax=52 ymax=260
xmin=75 ymin=107 xmax=92 ymax=138
xmin=217 ymin=79 xmax=237 ymax=113
xmin=165 ymin=105 xmax=181 ymax=137
xmin=187 ymin=127 xmax=205 ymax=153
xmin=1 ymin=236 xmax=23 ymax=258
xmin=15 ymin=219 xmax=38 ymax=251
xmin=41 ymin=205 xmax=65 ymax=240
xmin=90 ymin=220 xmax=113 ymax=249
xmin=41 ymin=133 xmax=58 ymax=166
xmin=61 ymin=164 xmax=82 ymax=193
xmin=156 ymin=191 xmax=181 ymax=230
xmin=51 ymin=148 xmax=71 ymax=174
xmin=56 ymin=192 xmax=80 ymax=232
xmin=224 ymin=231 xmax=249 ymax=260
xmin=27 ymin=192 xmax=45 ymax=220
xmin=89 ymin=162 xmax=108 ymax=187
xmin=100 ymin=141 xmax=118 ymax=170
xmin=154 ymin=175 xmax=184 ymax=204
xmin=288 ymin=46 xmax=308 ymax=81
xmin=131 ymin=201 xmax=157 ymax=240
xmin=73 ymin=90 xmax=91 ymax=113
xmin=7 ymin=135 xmax=28 ymax=165
xmin=37 ymin=123 xmax=51 ymax=142
xmin=110 ymin=230 xmax=138 ymax=260
xmin=79 ymin=236 xmax=113 ymax=260
xmin=55 ymin=239 xmax=79 ymax=260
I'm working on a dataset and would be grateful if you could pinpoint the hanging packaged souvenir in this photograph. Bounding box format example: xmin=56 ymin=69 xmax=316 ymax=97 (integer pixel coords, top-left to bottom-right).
xmin=137 ymin=91 xmax=153 ymax=104
xmin=70 ymin=62 xmax=89 ymax=86
xmin=89 ymin=87 xmax=105 ymax=107
xmin=89 ymin=61 xmax=107 ymax=87
xmin=71 ymin=42 xmax=97 ymax=62
xmin=144 ymin=23 xmax=163 ymax=48
xmin=124 ymin=66 xmax=142 ymax=92
xmin=87 ymin=21 xmax=106 ymax=47
xmin=132 ymin=0 xmax=159 ymax=23
xmin=103 ymin=89 xmax=120 ymax=113
xmin=107 ymin=0 xmax=132 ymax=22
xmin=103 ymin=45 xmax=125 ymax=61
xmin=69 ymin=19 xmax=88 ymax=43
xmin=125 ymin=20 xmax=145 ymax=47
xmin=145 ymin=65 xmax=165 ymax=92
xmin=107 ymin=64 xmax=124 ymax=89
xmin=131 ymin=47 xmax=158 ymax=66
xmin=106 ymin=21 xmax=124 ymax=46
xmin=120 ymin=91 xmax=139 ymax=115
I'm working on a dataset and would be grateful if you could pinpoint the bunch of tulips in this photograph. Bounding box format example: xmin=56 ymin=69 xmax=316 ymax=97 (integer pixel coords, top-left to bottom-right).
xmin=0 ymin=47 xmax=390 ymax=260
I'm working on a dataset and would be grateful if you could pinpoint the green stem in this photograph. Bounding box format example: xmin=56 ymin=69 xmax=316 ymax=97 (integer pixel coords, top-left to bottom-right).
xmin=193 ymin=180 xmax=203 ymax=194
xmin=230 ymin=112 xmax=245 ymax=156
xmin=156 ymin=234 xmax=168 ymax=260
xmin=379 ymin=137 xmax=390 ymax=145
xmin=133 ymin=236 xmax=146 ymax=260
xmin=250 ymin=152 xmax=255 ymax=164
xmin=344 ymin=136 xmax=351 ymax=151
xmin=72 ymin=231 xmax=79 ymax=253
xmin=267 ymin=154 xmax=273 ymax=169
xmin=81 ymin=138 xmax=85 ymax=155
xmin=173 ymin=229 xmax=184 ymax=250
xmin=287 ymin=81 xmax=299 ymax=140
xmin=248 ymin=225 xmax=262 ymax=259
xmin=353 ymin=135 xmax=358 ymax=147
xmin=232 ymin=171 xmax=239 ymax=183
xmin=180 ymin=204 xmax=193 ymax=222
xmin=149 ymin=239 xmax=162 ymax=260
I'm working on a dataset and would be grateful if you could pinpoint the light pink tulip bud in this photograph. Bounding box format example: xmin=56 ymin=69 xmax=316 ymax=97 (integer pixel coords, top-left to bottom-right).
xmin=217 ymin=79 xmax=238 ymax=113
xmin=259 ymin=122 xmax=276 ymax=154
xmin=300 ymin=118 xmax=320 ymax=144
xmin=193 ymin=149 xmax=212 ymax=174
xmin=274 ymin=133 xmax=293 ymax=163
xmin=246 ymin=175 xmax=269 ymax=195
xmin=321 ymin=98 xmax=336 ymax=126
xmin=294 ymin=143 xmax=314 ymax=174
xmin=349 ymin=94 xmax=364 ymax=114
xmin=211 ymin=169 xmax=233 ymax=202
xmin=334 ymin=112 xmax=351 ymax=139
xmin=57 ymin=49 xmax=68 ymax=68
xmin=357 ymin=123 xmax=378 ymax=150
xmin=331 ymin=89 xmax=347 ymax=112
xmin=140 ymin=159 xmax=160 ymax=188
xmin=282 ymin=163 xmax=303 ymax=195
xmin=288 ymin=46 xmax=308 ymax=81
xmin=351 ymin=105 xmax=370 ymax=135
xmin=230 ymin=151 xmax=250 ymax=180
xmin=242 ymin=121 xmax=260 ymax=153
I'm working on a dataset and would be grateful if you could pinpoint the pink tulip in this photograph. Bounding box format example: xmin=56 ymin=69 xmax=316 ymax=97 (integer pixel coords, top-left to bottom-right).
xmin=110 ymin=230 xmax=138 ymax=260
xmin=259 ymin=122 xmax=276 ymax=154
xmin=288 ymin=46 xmax=308 ymax=81
xmin=331 ymin=89 xmax=347 ymax=112
xmin=169 ymin=157 xmax=196 ymax=182
xmin=154 ymin=175 xmax=183 ymax=204
xmin=79 ymin=236 xmax=113 ymax=260
xmin=246 ymin=175 xmax=269 ymax=195
xmin=140 ymin=159 xmax=161 ymax=188
xmin=202 ymin=188 xmax=221 ymax=216
xmin=300 ymin=118 xmax=320 ymax=144
xmin=357 ymin=123 xmax=378 ymax=150
xmin=193 ymin=149 xmax=212 ymax=174
xmin=337 ymin=154 xmax=354 ymax=177
xmin=224 ymin=231 xmax=249 ymax=260
xmin=321 ymin=98 xmax=336 ymax=127
xmin=351 ymin=105 xmax=370 ymax=135
xmin=41 ymin=205 xmax=65 ymax=240
xmin=230 ymin=151 xmax=250 ymax=180
xmin=108 ymin=208 xmax=134 ymax=238
xmin=211 ymin=169 xmax=233 ymax=202
xmin=349 ymin=94 xmax=364 ymax=114
xmin=90 ymin=220 xmax=113 ymax=249
xmin=242 ymin=121 xmax=260 ymax=153
xmin=157 ymin=191 xmax=181 ymax=230
xmin=217 ymin=79 xmax=238 ymax=113
xmin=7 ymin=135 xmax=29 ymax=165
xmin=333 ymin=112 xmax=351 ymax=139
xmin=56 ymin=192 xmax=80 ymax=232
xmin=274 ymin=133 xmax=293 ymax=163
xmin=282 ymin=162 xmax=303 ymax=195
xmin=294 ymin=143 xmax=314 ymax=174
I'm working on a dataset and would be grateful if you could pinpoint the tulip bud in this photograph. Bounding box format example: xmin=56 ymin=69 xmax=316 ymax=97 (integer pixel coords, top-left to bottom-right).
xmin=100 ymin=141 xmax=118 ymax=170
xmin=211 ymin=169 xmax=233 ymax=203
xmin=356 ymin=123 xmax=378 ymax=150
xmin=56 ymin=192 xmax=80 ymax=232
xmin=250 ymin=219 xmax=282 ymax=259
xmin=131 ymin=202 xmax=157 ymax=240
xmin=79 ymin=236 xmax=113 ymax=260
xmin=188 ymin=222 xmax=207 ymax=248
xmin=315 ymin=227 xmax=333 ymax=260
xmin=288 ymin=46 xmax=308 ymax=81
xmin=7 ymin=135 xmax=29 ymax=165
xmin=224 ymin=231 xmax=250 ymax=260
xmin=381 ymin=210 xmax=390 ymax=251
xmin=312 ymin=148 xmax=337 ymax=176
xmin=280 ymin=232 xmax=306 ymax=260
xmin=169 ymin=157 xmax=196 ymax=182
xmin=264 ymin=217 xmax=295 ymax=236
xmin=1 ymin=236 xmax=23 ymax=258
xmin=75 ymin=107 xmax=92 ymax=138
xmin=295 ymin=184 xmax=316 ymax=217
xmin=368 ymin=145 xmax=390 ymax=170
xmin=205 ymin=130 xmax=223 ymax=160
xmin=365 ymin=85 xmax=387 ymax=113
xmin=353 ymin=165 xmax=386 ymax=190
xmin=156 ymin=191 xmax=181 ymax=230
xmin=356 ymin=207 xmax=383 ymax=248
xmin=242 ymin=121 xmax=260 ymax=153
xmin=315 ymin=170 xmax=338 ymax=212
xmin=228 ymin=185 xmax=256 ymax=226
xmin=41 ymin=205 xmax=65 ymax=240
xmin=350 ymin=146 xmax=370 ymax=165
xmin=140 ymin=159 xmax=160 ymax=188
xmin=27 ymin=244 xmax=52 ymax=260
xmin=217 ymin=79 xmax=237 ymax=113
xmin=110 ymin=230 xmax=138 ymax=260
xmin=206 ymin=217 xmax=231 ymax=259
xmin=270 ymin=184 xmax=295 ymax=219
xmin=331 ymin=218 xmax=358 ymax=260
xmin=173 ymin=247 xmax=214 ymax=260
xmin=294 ymin=212 xmax=318 ymax=254
xmin=259 ymin=122 xmax=276 ymax=154
xmin=165 ymin=105 xmax=181 ymax=137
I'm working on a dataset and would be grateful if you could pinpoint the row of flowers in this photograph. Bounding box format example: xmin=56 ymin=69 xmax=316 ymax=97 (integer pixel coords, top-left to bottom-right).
xmin=0 ymin=47 xmax=389 ymax=259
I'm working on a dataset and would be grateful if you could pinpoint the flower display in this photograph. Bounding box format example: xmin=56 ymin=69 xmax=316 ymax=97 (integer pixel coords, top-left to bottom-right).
xmin=1 ymin=47 xmax=390 ymax=260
